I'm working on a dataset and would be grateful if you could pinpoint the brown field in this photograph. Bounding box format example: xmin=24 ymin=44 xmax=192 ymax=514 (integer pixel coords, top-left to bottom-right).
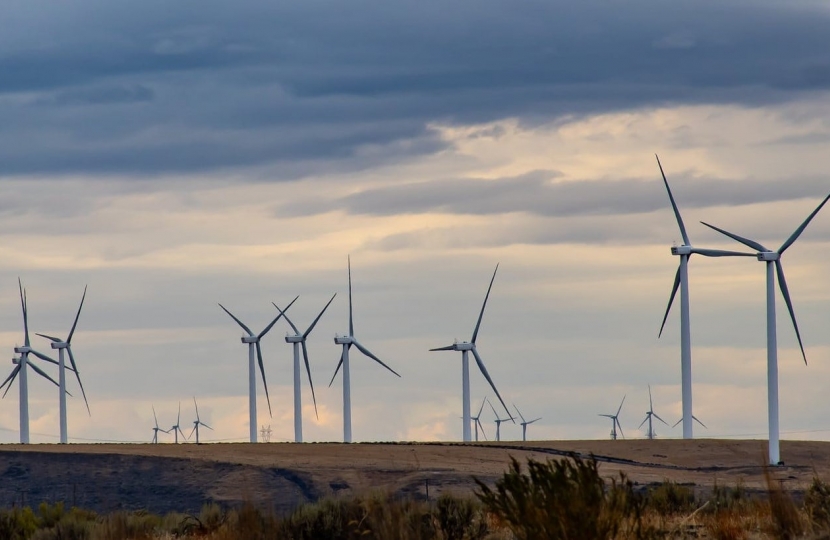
xmin=1 ymin=439 xmax=828 ymax=514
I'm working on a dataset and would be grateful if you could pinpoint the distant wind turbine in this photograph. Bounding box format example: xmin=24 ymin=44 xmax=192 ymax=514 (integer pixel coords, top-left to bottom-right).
xmin=639 ymin=386 xmax=667 ymax=440
xmin=430 ymin=264 xmax=513 ymax=442
xmin=513 ymin=403 xmax=541 ymax=442
xmin=489 ymin=400 xmax=512 ymax=442
xmin=151 ymin=406 xmax=169 ymax=444
xmin=219 ymin=296 xmax=297 ymax=443
xmin=275 ymin=293 xmax=336 ymax=443
xmin=599 ymin=395 xmax=626 ymax=440
xmin=470 ymin=397 xmax=488 ymax=442
xmin=169 ymin=402 xmax=187 ymax=443
xmin=656 ymin=156 xmax=754 ymax=440
xmin=37 ymin=285 xmax=90 ymax=444
xmin=190 ymin=398 xmax=212 ymax=444
xmin=0 ymin=280 xmax=63 ymax=444
xmin=330 ymin=257 xmax=400 ymax=443
xmin=701 ymin=191 xmax=830 ymax=465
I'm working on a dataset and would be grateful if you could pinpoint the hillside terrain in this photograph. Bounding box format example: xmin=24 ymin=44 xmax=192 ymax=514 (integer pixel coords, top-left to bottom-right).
xmin=1 ymin=439 xmax=827 ymax=514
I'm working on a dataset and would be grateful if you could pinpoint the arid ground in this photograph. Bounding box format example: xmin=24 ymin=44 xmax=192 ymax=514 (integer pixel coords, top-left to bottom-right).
xmin=1 ymin=439 xmax=827 ymax=515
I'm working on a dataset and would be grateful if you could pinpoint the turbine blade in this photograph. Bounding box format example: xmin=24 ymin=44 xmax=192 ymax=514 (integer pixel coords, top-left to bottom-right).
xmin=778 ymin=193 xmax=830 ymax=254
xmin=700 ymin=222 xmax=767 ymax=252
xmin=274 ymin=303 xmax=301 ymax=335
xmin=775 ymin=260 xmax=807 ymax=365
xmin=29 ymin=361 xmax=61 ymax=389
xmin=301 ymin=340 xmax=319 ymax=420
xmin=353 ymin=340 xmax=400 ymax=377
xmin=672 ymin=418 xmax=681 ymax=428
xmin=255 ymin=342 xmax=272 ymax=417
xmin=67 ymin=285 xmax=87 ymax=343
xmin=329 ymin=350 xmax=344 ymax=387
xmin=648 ymin=385 xmax=653 ymax=411
xmin=477 ymin=419 xmax=488 ymax=441
xmin=693 ymin=415 xmax=708 ymax=429
xmin=179 ymin=427 xmax=187 ymax=441
xmin=690 ymin=248 xmax=755 ymax=258
xmin=153 ymin=406 xmax=159 ymax=428
xmin=487 ymin=399 xmax=499 ymax=418
xmin=177 ymin=401 xmax=181 ymax=426
xmin=194 ymin=397 xmax=200 ymax=420
xmin=472 ymin=264 xmax=499 ymax=344
xmin=471 ymin=347 xmax=510 ymax=420
xmin=348 ymin=256 xmax=354 ymax=337
xmin=598 ymin=414 xmax=614 ymax=418
xmin=638 ymin=416 xmax=648 ymax=429
xmin=218 ymin=304 xmax=254 ymax=336
xmin=616 ymin=394 xmax=626 ymax=417
xmin=189 ymin=425 xmax=197 ymax=439
xmin=202 ymin=422 xmax=213 ymax=431
xmin=429 ymin=345 xmax=456 ymax=351
xmin=19 ymin=279 xmax=30 ymax=348
xmin=304 ymin=293 xmax=337 ymax=338
xmin=656 ymin=154 xmax=690 ymax=246
xmin=259 ymin=295 xmax=299 ymax=339
xmin=653 ymin=412 xmax=669 ymax=426
xmin=29 ymin=349 xmax=58 ymax=366
xmin=0 ymin=365 xmax=21 ymax=396
xmin=658 ymin=265 xmax=681 ymax=338
xmin=528 ymin=418 xmax=541 ymax=424
xmin=616 ymin=419 xmax=625 ymax=439
xmin=67 ymin=347 xmax=90 ymax=415
xmin=35 ymin=333 xmax=62 ymax=343
xmin=512 ymin=403 xmax=526 ymax=424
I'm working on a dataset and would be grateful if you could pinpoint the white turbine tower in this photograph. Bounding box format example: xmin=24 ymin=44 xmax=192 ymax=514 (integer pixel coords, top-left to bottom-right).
xmin=639 ymin=386 xmax=667 ymax=440
xmin=430 ymin=264 xmax=513 ymax=442
xmin=513 ymin=404 xmax=541 ymax=442
xmin=274 ymin=293 xmax=336 ymax=443
xmin=36 ymin=286 xmax=90 ymax=444
xmin=151 ymin=406 xmax=169 ymax=444
xmin=470 ymin=397 xmax=488 ymax=442
xmin=701 ymin=192 xmax=830 ymax=465
xmin=599 ymin=395 xmax=626 ymax=440
xmin=488 ymin=400 xmax=512 ymax=442
xmin=330 ymin=257 xmax=401 ymax=443
xmin=656 ymin=156 xmax=754 ymax=439
xmin=190 ymin=397 xmax=212 ymax=444
xmin=169 ymin=402 xmax=187 ymax=443
xmin=0 ymin=281 xmax=63 ymax=444
xmin=219 ymin=296 xmax=297 ymax=443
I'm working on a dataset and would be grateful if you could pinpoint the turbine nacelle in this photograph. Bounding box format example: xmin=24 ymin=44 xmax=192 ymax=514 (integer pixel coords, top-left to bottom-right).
xmin=758 ymin=251 xmax=780 ymax=262
xmin=671 ymin=245 xmax=692 ymax=256
xmin=48 ymin=341 xmax=69 ymax=350
xmin=334 ymin=335 xmax=353 ymax=345
xmin=14 ymin=346 xmax=30 ymax=354
xmin=241 ymin=336 xmax=259 ymax=344
xmin=454 ymin=342 xmax=474 ymax=351
xmin=285 ymin=334 xmax=303 ymax=344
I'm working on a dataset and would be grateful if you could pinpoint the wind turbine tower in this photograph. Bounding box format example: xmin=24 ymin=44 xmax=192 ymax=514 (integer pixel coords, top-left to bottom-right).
xmin=151 ymin=406 xmax=169 ymax=443
xmin=599 ymin=395 xmax=626 ymax=440
xmin=471 ymin=397 xmax=488 ymax=442
xmin=190 ymin=398 xmax=212 ymax=444
xmin=219 ymin=297 xmax=296 ymax=443
xmin=275 ymin=293 xmax=336 ymax=443
xmin=639 ymin=386 xmax=668 ymax=440
xmin=330 ymin=257 xmax=400 ymax=443
xmin=489 ymin=400 xmax=512 ymax=442
xmin=37 ymin=286 xmax=90 ymax=444
xmin=169 ymin=402 xmax=186 ymax=443
xmin=430 ymin=264 xmax=513 ymax=442
xmin=0 ymin=281 xmax=62 ymax=444
xmin=702 ymin=192 xmax=830 ymax=464
xmin=656 ymin=156 xmax=753 ymax=439
xmin=514 ymin=403 xmax=541 ymax=442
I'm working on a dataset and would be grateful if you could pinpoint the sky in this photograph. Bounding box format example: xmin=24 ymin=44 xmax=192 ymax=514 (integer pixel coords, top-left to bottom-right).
xmin=1 ymin=0 xmax=830 ymax=445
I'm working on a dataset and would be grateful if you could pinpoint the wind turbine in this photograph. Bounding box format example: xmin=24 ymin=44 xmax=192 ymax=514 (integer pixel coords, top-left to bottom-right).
xmin=219 ymin=296 xmax=297 ymax=443
xmin=513 ymin=404 xmax=541 ymax=442
xmin=0 ymin=280 xmax=63 ymax=444
xmin=169 ymin=402 xmax=187 ymax=443
xmin=151 ymin=406 xmax=169 ymax=444
xmin=430 ymin=264 xmax=512 ymax=442
xmin=330 ymin=257 xmax=400 ymax=443
xmin=190 ymin=398 xmax=212 ymax=444
xmin=274 ymin=293 xmax=336 ymax=443
xmin=701 ymin=192 xmax=830 ymax=465
xmin=470 ymin=397 xmax=488 ymax=442
xmin=656 ymin=156 xmax=754 ymax=439
xmin=36 ymin=285 xmax=90 ymax=444
xmin=488 ymin=400 xmax=512 ymax=442
xmin=599 ymin=395 xmax=626 ymax=440
xmin=639 ymin=386 xmax=667 ymax=440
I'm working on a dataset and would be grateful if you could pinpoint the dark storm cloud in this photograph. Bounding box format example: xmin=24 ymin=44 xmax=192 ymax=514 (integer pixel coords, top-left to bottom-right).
xmin=277 ymin=171 xmax=830 ymax=218
xmin=2 ymin=0 xmax=830 ymax=176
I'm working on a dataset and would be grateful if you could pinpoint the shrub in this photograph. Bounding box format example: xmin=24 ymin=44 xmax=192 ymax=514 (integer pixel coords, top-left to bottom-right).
xmin=804 ymin=476 xmax=830 ymax=531
xmin=0 ymin=507 xmax=38 ymax=540
xmin=474 ymin=453 xmax=654 ymax=540
xmin=435 ymin=494 xmax=488 ymax=540
xmin=646 ymin=481 xmax=695 ymax=515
